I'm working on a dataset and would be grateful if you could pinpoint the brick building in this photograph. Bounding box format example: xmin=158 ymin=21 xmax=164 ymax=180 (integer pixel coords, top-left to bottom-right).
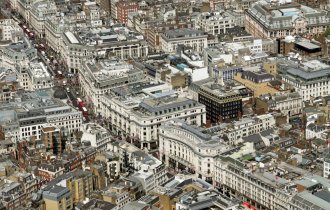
xmin=116 ymin=0 xmax=139 ymax=24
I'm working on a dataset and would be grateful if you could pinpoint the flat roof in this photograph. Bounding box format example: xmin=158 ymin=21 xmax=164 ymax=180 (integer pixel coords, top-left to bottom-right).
xmin=64 ymin=31 xmax=79 ymax=44
xmin=286 ymin=68 xmax=330 ymax=80
xmin=296 ymin=41 xmax=320 ymax=50
xmin=294 ymin=191 xmax=330 ymax=210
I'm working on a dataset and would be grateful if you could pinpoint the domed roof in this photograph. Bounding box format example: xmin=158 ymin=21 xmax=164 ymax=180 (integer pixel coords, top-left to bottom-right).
xmin=53 ymin=88 xmax=67 ymax=99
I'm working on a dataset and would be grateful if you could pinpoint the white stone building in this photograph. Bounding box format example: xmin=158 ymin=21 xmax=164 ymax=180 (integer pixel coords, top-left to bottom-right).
xmin=44 ymin=17 xmax=66 ymax=53
xmin=15 ymin=0 xmax=32 ymax=23
xmin=305 ymin=123 xmax=328 ymax=140
xmin=0 ymin=19 xmax=21 ymax=41
xmin=108 ymin=141 xmax=168 ymax=193
xmin=61 ymin=26 xmax=148 ymax=73
xmin=28 ymin=1 xmax=57 ymax=38
xmin=0 ymin=37 xmax=37 ymax=70
xmin=194 ymin=11 xmax=240 ymax=35
xmin=258 ymin=92 xmax=303 ymax=117
xmin=81 ymin=123 xmax=111 ymax=151
xmin=25 ymin=62 xmax=54 ymax=91
xmin=101 ymin=83 xmax=206 ymax=151
xmin=206 ymin=113 xmax=276 ymax=145
xmin=159 ymin=28 xmax=208 ymax=53
xmin=79 ymin=58 xmax=145 ymax=114
xmin=159 ymin=120 xmax=232 ymax=181
xmin=214 ymin=158 xmax=303 ymax=210
xmin=281 ymin=60 xmax=330 ymax=101
xmin=0 ymin=91 xmax=82 ymax=142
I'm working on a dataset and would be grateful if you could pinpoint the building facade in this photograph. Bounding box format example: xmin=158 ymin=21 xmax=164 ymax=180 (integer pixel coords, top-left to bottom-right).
xmin=245 ymin=0 xmax=330 ymax=38
xmin=79 ymin=59 xmax=145 ymax=114
xmin=190 ymin=81 xmax=243 ymax=123
xmin=159 ymin=120 xmax=232 ymax=182
xmin=29 ymin=1 xmax=57 ymax=38
xmin=194 ymin=11 xmax=240 ymax=35
xmin=160 ymin=29 xmax=208 ymax=53
xmin=256 ymin=92 xmax=303 ymax=117
xmin=116 ymin=0 xmax=139 ymax=24
xmin=101 ymin=86 xmax=206 ymax=151
xmin=281 ymin=64 xmax=330 ymax=101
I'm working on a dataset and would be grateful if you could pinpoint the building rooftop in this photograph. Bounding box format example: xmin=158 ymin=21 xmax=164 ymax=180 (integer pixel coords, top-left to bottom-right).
xmin=133 ymin=94 xmax=203 ymax=117
xmin=123 ymin=201 xmax=150 ymax=210
xmin=247 ymin=0 xmax=329 ymax=29
xmin=286 ymin=68 xmax=330 ymax=81
xmin=296 ymin=41 xmax=320 ymax=50
xmin=301 ymin=60 xmax=330 ymax=71
xmin=160 ymin=119 xmax=231 ymax=152
xmin=293 ymin=191 xmax=330 ymax=210
xmin=240 ymin=71 xmax=274 ymax=83
xmin=28 ymin=62 xmax=51 ymax=79
xmin=64 ymin=26 xmax=146 ymax=47
xmin=76 ymin=199 xmax=116 ymax=210
xmin=162 ymin=28 xmax=207 ymax=39
xmin=42 ymin=185 xmax=70 ymax=201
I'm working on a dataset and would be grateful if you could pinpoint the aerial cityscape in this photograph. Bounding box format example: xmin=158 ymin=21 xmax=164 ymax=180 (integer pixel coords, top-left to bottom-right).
xmin=0 ymin=0 xmax=330 ymax=209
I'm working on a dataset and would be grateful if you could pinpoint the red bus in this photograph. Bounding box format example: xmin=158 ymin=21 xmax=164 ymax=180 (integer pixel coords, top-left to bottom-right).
xmin=82 ymin=107 xmax=88 ymax=117
xmin=77 ymin=98 xmax=85 ymax=108
xmin=28 ymin=32 xmax=34 ymax=39
xmin=77 ymin=98 xmax=82 ymax=103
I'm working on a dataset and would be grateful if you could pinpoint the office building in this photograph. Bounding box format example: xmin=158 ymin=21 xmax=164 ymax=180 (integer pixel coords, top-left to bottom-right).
xmin=81 ymin=123 xmax=112 ymax=151
xmin=0 ymin=36 xmax=37 ymax=70
xmin=0 ymin=19 xmax=21 ymax=41
xmin=61 ymin=26 xmax=148 ymax=73
xmin=234 ymin=71 xmax=282 ymax=97
xmin=79 ymin=58 xmax=145 ymax=114
xmin=42 ymin=185 xmax=73 ymax=210
xmin=41 ymin=125 xmax=67 ymax=155
xmin=102 ymin=83 xmax=206 ymax=151
xmin=245 ymin=0 xmax=330 ymax=38
xmin=0 ymin=182 xmax=26 ymax=210
xmin=256 ymin=92 xmax=303 ymax=117
xmin=194 ymin=11 xmax=240 ymax=35
xmin=159 ymin=119 xmax=233 ymax=182
xmin=29 ymin=1 xmax=57 ymax=38
xmin=190 ymin=80 xmax=246 ymax=123
xmin=24 ymin=62 xmax=54 ymax=91
xmin=160 ymin=28 xmax=208 ymax=53
xmin=281 ymin=60 xmax=330 ymax=101
xmin=116 ymin=0 xmax=139 ymax=24
xmin=0 ymin=91 xmax=82 ymax=142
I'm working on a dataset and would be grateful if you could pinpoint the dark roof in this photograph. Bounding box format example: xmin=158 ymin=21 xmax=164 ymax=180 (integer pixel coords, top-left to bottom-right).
xmin=314 ymin=190 xmax=330 ymax=203
xmin=53 ymin=88 xmax=67 ymax=99
xmin=241 ymin=71 xmax=274 ymax=83
xmin=39 ymin=163 xmax=63 ymax=172
xmin=243 ymin=133 xmax=263 ymax=143
xmin=48 ymin=185 xmax=67 ymax=194
xmin=307 ymin=123 xmax=327 ymax=132
xmin=76 ymin=199 xmax=116 ymax=210
xmin=287 ymin=68 xmax=330 ymax=81
xmin=269 ymin=80 xmax=282 ymax=86
xmin=260 ymin=128 xmax=275 ymax=137
xmin=242 ymin=134 xmax=266 ymax=149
